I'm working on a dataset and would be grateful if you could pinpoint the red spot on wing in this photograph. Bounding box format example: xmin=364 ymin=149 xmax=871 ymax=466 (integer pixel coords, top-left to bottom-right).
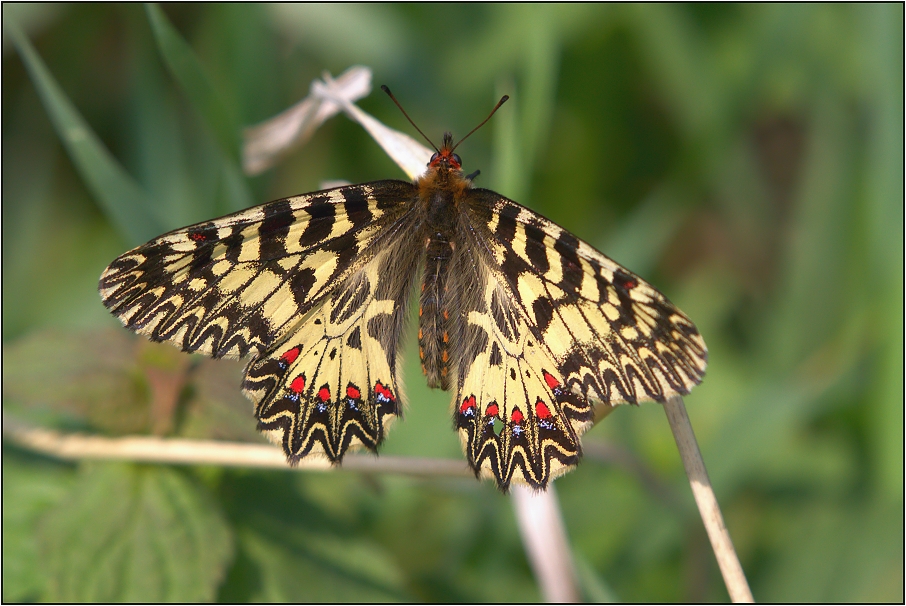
xmin=280 ymin=347 xmax=300 ymax=365
xmin=511 ymin=409 xmax=524 ymax=424
xmin=485 ymin=403 xmax=499 ymax=417
xmin=374 ymin=381 xmax=396 ymax=402
xmin=543 ymin=371 xmax=561 ymax=390
xmin=615 ymin=272 xmax=638 ymax=290
xmin=317 ymin=386 xmax=331 ymax=402
xmin=346 ymin=385 xmax=361 ymax=400
xmin=290 ymin=374 xmax=306 ymax=393
xmin=535 ymin=400 xmax=552 ymax=419
xmin=188 ymin=231 xmax=209 ymax=243
xmin=460 ymin=395 xmax=476 ymax=414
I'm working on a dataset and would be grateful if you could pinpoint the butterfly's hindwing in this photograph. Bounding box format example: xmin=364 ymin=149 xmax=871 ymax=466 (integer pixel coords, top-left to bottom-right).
xmin=453 ymin=268 xmax=589 ymax=490
xmin=243 ymin=234 xmax=419 ymax=461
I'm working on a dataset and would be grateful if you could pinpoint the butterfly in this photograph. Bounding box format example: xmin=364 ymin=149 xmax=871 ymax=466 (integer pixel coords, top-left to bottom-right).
xmin=99 ymin=88 xmax=707 ymax=491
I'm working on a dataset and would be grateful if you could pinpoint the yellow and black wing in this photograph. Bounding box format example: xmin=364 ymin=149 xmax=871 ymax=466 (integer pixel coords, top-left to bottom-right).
xmin=454 ymin=190 xmax=708 ymax=490
xmin=100 ymin=180 xmax=420 ymax=461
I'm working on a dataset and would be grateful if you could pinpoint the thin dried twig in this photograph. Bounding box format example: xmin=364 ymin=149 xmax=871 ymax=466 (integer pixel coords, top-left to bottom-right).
xmin=5 ymin=415 xmax=583 ymax=602
xmin=512 ymin=484 xmax=581 ymax=603
xmin=663 ymin=396 xmax=755 ymax=603
xmin=2 ymin=417 xmax=471 ymax=478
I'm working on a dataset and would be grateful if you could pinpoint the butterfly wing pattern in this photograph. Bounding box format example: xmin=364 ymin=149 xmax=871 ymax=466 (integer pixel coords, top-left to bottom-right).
xmin=453 ymin=191 xmax=706 ymax=488
xmin=100 ymin=181 xmax=421 ymax=461
xmin=100 ymin=130 xmax=707 ymax=491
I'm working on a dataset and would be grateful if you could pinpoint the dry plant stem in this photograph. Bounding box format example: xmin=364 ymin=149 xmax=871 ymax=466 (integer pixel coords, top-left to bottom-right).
xmin=241 ymin=66 xmax=372 ymax=175
xmin=663 ymin=396 xmax=755 ymax=603
xmin=7 ymin=418 xmax=581 ymax=600
xmin=2 ymin=419 xmax=471 ymax=478
xmin=512 ymin=484 xmax=580 ymax=603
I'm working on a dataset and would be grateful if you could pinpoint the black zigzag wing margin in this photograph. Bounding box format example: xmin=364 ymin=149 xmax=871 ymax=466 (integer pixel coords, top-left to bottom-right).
xmin=465 ymin=189 xmax=708 ymax=410
xmin=242 ymin=213 xmax=421 ymax=462
xmin=99 ymin=180 xmax=416 ymax=360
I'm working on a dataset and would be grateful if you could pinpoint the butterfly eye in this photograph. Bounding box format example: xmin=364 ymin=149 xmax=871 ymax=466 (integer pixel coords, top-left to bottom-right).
xmin=451 ymin=153 xmax=462 ymax=166
xmin=429 ymin=152 xmax=439 ymax=164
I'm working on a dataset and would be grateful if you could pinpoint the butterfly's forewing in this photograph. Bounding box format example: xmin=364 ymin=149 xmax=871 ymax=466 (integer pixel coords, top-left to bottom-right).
xmin=454 ymin=191 xmax=708 ymax=489
xmin=99 ymin=181 xmax=415 ymax=358
xmin=100 ymin=180 xmax=420 ymax=460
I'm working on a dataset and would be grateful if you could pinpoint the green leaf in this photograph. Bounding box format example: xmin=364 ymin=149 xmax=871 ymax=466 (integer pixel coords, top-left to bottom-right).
xmin=2 ymin=328 xmax=266 ymax=441
xmin=4 ymin=329 xmax=155 ymax=434
xmin=261 ymin=4 xmax=408 ymax=71
xmin=625 ymin=4 xmax=721 ymax=141
xmin=760 ymin=500 xmax=904 ymax=602
xmin=6 ymin=21 xmax=164 ymax=245
xmin=2 ymin=456 xmax=74 ymax=602
xmin=39 ymin=463 xmax=233 ymax=602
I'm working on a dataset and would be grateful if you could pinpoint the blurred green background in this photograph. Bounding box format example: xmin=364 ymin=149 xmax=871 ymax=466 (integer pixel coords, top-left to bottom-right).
xmin=3 ymin=4 xmax=902 ymax=602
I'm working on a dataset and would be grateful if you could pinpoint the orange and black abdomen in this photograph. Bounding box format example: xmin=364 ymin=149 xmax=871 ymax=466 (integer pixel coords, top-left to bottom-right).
xmin=419 ymin=232 xmax=454 ymax=390
xmin=417 ymin=182 xmax=460 ymax=391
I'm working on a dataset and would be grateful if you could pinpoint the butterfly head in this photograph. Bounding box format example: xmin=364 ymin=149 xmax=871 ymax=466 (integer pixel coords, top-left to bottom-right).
xmin=381 ymin=85 xmax=508 ymax=179
xmin=428 ymin=133 xmax=463 ymax=171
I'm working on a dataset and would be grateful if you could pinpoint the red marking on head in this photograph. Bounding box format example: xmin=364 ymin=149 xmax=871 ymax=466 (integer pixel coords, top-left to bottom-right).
xmin=511 ymin=409 xmax=524 ymax=424
xmin=460 ymin=395 xmax=476 ymax=414
xmin=280 ymin=347 xmax=300 ymax=365
xmin=290 ymin=374 xmax=306 ymax=393
xmin=346 ymin=385 xmax=361 ymax=400
xmin=429 ymin=147 xmax=462 ymax=171
xmin=543 ymin=371 xmax=561 ymax=390
xmin=535 ymin=401 xmax=552 ymax=419
xmin=318 ymin=387 xmax=331 ymax=402
xmin=485 ymin=403 xmax=499 ymax=417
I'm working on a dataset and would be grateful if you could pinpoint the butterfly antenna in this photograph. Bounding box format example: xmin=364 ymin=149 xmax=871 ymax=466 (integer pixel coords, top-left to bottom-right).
xmin=451 ymin=95 xmax=509 ymax=152
xmin=381 ymin=85 xmax=438 ymax=152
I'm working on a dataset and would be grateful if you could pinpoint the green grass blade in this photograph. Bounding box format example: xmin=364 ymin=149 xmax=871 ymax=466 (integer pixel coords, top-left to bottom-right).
xmin=145 ymin=3 xmax=241 ymax=162
xmin=7 ymin=22 xmax=163 ymax=245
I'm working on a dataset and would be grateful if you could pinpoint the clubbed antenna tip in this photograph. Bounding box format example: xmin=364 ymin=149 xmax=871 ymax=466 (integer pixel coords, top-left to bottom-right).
xmin=381 ymin=85 xmax=438 ymax=152
xmin=452 ymin=95 xmax=509 ymax=152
